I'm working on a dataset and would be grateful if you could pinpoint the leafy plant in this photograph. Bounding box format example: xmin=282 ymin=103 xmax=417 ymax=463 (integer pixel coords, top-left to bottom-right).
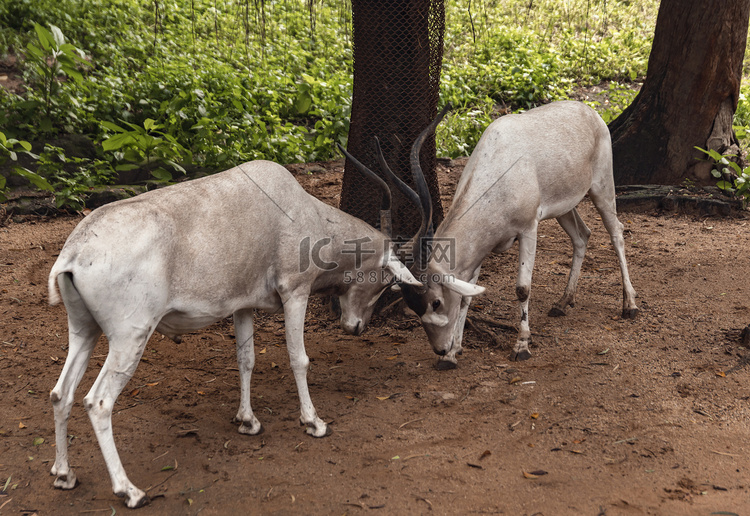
xmin=101 ymin=119 xmax=190 ymax=182
xmin=1 ymin=0 xmax=661 ymax=189
xmin=22 ymin=23 xmax=90 ymax=132
xmin=696 ymin=146 xmax=750 ymax=204
xmin=34 ymin=145 xmax=115 ymax=210
xmin=0 ymin=131 xmax=53 ymax=202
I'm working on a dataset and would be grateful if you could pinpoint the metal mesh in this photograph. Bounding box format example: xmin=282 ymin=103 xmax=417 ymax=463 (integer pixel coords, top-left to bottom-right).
xmin=340 ymin=0 xmax=445 ymax=242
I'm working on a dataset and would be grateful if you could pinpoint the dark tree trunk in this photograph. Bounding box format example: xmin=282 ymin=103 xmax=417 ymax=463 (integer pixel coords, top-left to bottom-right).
xmin=340 ymin=0 xmax=445 ymax=241
xmin=609 ymin=0 xmax=750 ymax=185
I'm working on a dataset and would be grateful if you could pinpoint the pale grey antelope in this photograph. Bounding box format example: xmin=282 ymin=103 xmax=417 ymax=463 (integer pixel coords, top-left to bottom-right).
xmin=47 ymin=160 xmax=420 ymax=508
xmin=377 ymin=101 xmax=638 ymax=369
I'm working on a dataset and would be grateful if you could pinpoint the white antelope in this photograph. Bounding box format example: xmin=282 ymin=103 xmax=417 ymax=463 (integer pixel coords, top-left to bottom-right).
xmin=380 ymin=100 xmax=638 ymax=368
xmin=47 ymin=160 xmax=420 ymax=508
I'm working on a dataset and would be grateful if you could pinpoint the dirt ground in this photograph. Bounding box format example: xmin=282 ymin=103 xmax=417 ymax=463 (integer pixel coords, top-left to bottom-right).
xmin=1 ymin=159 xmax=750 ymax=516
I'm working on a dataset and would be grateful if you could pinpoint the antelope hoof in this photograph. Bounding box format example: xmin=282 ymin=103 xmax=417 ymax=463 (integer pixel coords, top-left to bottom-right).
xmin=303 ymin=420 xmax=332 ymax=438
xmin=435 ymin=359 xmax=458 ymax=371
xmin=238 ymin=422 xmax=264 ymax=436
xmin=548 ymin=306 xmax=567 ymax=317
xmin=235 ymin=415 xmax=263 ymax=435
xmin=116 ymin=487 xmax=150 ymax=509
xmin=53 ymin=472 xmax=78 ymax=490
xmin=622 ymin=308 xmax=639 ymax=320
xmin=125 ymin=493 xmax=150 ymax=509
xmin=510 ymin=349 xmax=532 ymax=361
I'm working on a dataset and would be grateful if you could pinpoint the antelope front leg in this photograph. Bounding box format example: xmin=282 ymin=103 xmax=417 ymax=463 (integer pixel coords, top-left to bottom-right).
xmin=233 ymin=309 xmax=263 ymax=435
xmin=511 ymin=230 xmax=537 ymax=361
xmin=283 ymin=295 xmax=329 ymax=437
xmin=438 ymin=266 xmax=482 ymax=370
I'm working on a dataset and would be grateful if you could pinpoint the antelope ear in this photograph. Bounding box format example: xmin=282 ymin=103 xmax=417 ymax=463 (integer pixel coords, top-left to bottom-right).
xmin=385 ymin=254 xmax=423 ymax=287
xmin=441 ymin=277 xmax=485 ymax=297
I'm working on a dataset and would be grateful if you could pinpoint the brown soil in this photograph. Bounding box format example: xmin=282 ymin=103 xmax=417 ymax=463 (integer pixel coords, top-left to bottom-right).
xmin=1 ymin=160 xmax=749 ymax=516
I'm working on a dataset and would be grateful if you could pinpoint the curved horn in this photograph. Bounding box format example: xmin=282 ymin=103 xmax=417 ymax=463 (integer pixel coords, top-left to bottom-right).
xmin=373 ymin=137 xmax=422 ymax=214
xmin=410 ymin=103 xmax=451 ymax=270
xmin=337 ymin=142 xmax=392 ymax=236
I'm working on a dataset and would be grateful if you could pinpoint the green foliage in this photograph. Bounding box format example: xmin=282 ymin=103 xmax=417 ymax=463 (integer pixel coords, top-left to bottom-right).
xmin=696 ymin=146 xmax=750 ymax=205
xmin=35 ymin=145 xmax=115 ymax=210
xmin=0 ymin=130 xmax=52 ymax=202
xmin=0 ymin=0 xmax=661 ymax=201
xmin=582 ymin=81 xmax=639 ymax=123
xmin=436 ymin=98 xmax=496 ymax=159
xmin=733 ymin=84 xmax=750 ymax=142
xmin=20 ymin=23 xmax=91 ymax=133
xmin=101 ymin=119 xmax=189 ymax=183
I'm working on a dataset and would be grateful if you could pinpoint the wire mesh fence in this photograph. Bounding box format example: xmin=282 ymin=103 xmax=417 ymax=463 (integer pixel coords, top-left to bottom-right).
xmin=340 ymin=0 xmax=445 ymax=243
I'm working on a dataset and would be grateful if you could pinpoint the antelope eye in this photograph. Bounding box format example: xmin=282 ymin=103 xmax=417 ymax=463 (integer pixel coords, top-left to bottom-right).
xmin=432 ymin=299 xmax=441 ymax=311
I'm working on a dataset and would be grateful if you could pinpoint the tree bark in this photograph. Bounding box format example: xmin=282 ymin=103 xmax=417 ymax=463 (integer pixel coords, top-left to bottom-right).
xmin=340 ymin=0 xmax=444 ymax=241
xmin=609 ymin=0 xmax=750 ymax=185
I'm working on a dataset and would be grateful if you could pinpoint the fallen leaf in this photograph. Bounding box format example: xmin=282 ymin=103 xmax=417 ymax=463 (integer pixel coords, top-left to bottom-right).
xmin=716 ymin=371 xmax=726 ymax=378
xmin=570 ymin=449 xmax=584 ymax=454
xmin=271 ymin=362 xmax=278 ymax=368
xmin=18 ymin=422 xmax=26 ymax=429
xmin=33 ymin=437 xmax=44 ymax=446
xmin=376 ymin=395 xmax=391 ymax=401
xmin=130 ymin=388 xmax=140 ymax=397
xmin=509 ymin=377 xmax=522 ymax=385
xmin=385 ymin=355 xmax=399 ymax=360
xmin=197 ymin=391 xmax=205 ymax=395
xmin=479 ymin=450 xmax=491 ymax=460
xmin=259 ymin=347 xmax=267 ymax=354
xmin=522 ymin=471 xmax=539 ymax=479
xmin=146 ymin=382 xmax=159 ymax=387
xmin=530 ymin=413 xmax=539 ymax=419
xmin=598 ymin=348 xmax=610 ymax=355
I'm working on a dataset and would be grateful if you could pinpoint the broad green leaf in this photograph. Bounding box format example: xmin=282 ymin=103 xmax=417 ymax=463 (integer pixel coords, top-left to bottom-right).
xmin=716 ymin=180 xmax=734 ymax=191
xmin=123 ymin=149 xmax=144 ymax=162
xmin=115 ymin=163 xmax=140 ymax=171
xmin=164 ymin=159 xmax=186 ymax=173
xmin=100 ymin=121 xmax=127 ymax=133
xmin=13 ymin=168 xmax=54 ymax=192
xmin=49 ymin=25 xmax=66 ymax=47
xmin=102 ymin=133 xmax=135 ymax=151
xmin=150 ymin=168 xmax=172 ymax=182
xmin=64 ymin=67 xmax=84 ymax=84
xmin=25 ymin=43 xmax=45 ymax=60
xmin=143 ymin=118 xmax=156 ymax=132
xmin=295 ymin=92 xmax=312 ymax=115
xmin=711 ymin=169 xmax=722 ymax=178
xmin=33 ymin=23 xmax=54 ymax=51
xmin=728 ymin=161 xmax=742 ymax=174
